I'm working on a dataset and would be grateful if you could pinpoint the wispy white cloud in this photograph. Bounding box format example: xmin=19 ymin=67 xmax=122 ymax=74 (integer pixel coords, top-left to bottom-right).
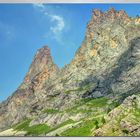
xmin=50 ymin=15 xmax=65 ymax=34
xmin=33 ymin=3 xmax=45 ymax=11
xmin=33 ymin=4 xmax=65 ymax=43
xmin=50 ymin=15 xmax=65 ymax=42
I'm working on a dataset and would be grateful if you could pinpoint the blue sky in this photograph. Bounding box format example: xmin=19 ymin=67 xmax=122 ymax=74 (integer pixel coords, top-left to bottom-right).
xmin=0 ymin=4 xmax=140 ymax=102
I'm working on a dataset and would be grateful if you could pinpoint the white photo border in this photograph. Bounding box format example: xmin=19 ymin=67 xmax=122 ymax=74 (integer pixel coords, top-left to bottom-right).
xmin=0 ymin=0 xmax=139 ymax=3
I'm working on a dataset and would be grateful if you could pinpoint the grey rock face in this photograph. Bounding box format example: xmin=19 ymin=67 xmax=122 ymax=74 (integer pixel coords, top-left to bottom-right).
xmin=0 ymin=8 xmax=140 ymax=133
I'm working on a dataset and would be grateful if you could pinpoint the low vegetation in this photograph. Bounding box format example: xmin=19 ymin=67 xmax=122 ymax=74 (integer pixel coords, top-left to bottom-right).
xmin=64 ymin=82 xmax=93 ymax=94
xmin=11 ymin=94 xmax=140 ymax=136
xmin=13 ymin=119 xmax=50 ymax=136
xmin=42 ymin=108 xmax=60 ymax=114
xmin=61 ymin=116 xmax=106 ymax=136
xmin=12 ymin=118 xmax=75 ymax=136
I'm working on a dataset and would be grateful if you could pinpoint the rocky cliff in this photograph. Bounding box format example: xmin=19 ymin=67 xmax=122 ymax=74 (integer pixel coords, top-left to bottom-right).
xmin=0 ymin=8 xmax=140 ymax=136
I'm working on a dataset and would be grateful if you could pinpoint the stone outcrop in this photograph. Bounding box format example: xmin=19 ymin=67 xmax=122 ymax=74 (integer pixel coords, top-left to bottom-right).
xmin=93 ymin=94 xmax=140 ymax=136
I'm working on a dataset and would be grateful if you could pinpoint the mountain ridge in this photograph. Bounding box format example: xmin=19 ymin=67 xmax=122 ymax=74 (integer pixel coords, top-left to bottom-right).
xmin=0 ymin=8 xmax=140 ymax=136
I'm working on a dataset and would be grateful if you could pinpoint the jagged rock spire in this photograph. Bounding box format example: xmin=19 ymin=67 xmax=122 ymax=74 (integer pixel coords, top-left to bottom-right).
xmin=23 ymin=45 xmax=58 ymax=86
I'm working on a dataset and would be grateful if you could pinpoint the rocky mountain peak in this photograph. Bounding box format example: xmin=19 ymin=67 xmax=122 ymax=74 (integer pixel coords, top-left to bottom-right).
xmin=72 ymin=9 xmax=132 ymax=68
xmin=92 ymin=9 xmax=103 ymax=18
xmin=35 ymin=46 xmax=51 ymax=61
xmin=108 ymin=7 xmax=116 ymax=13
xmin=91 ymin=8 xmax=130 ymax=24
xmin=22 ymin=45 xmax=59 ymax=89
